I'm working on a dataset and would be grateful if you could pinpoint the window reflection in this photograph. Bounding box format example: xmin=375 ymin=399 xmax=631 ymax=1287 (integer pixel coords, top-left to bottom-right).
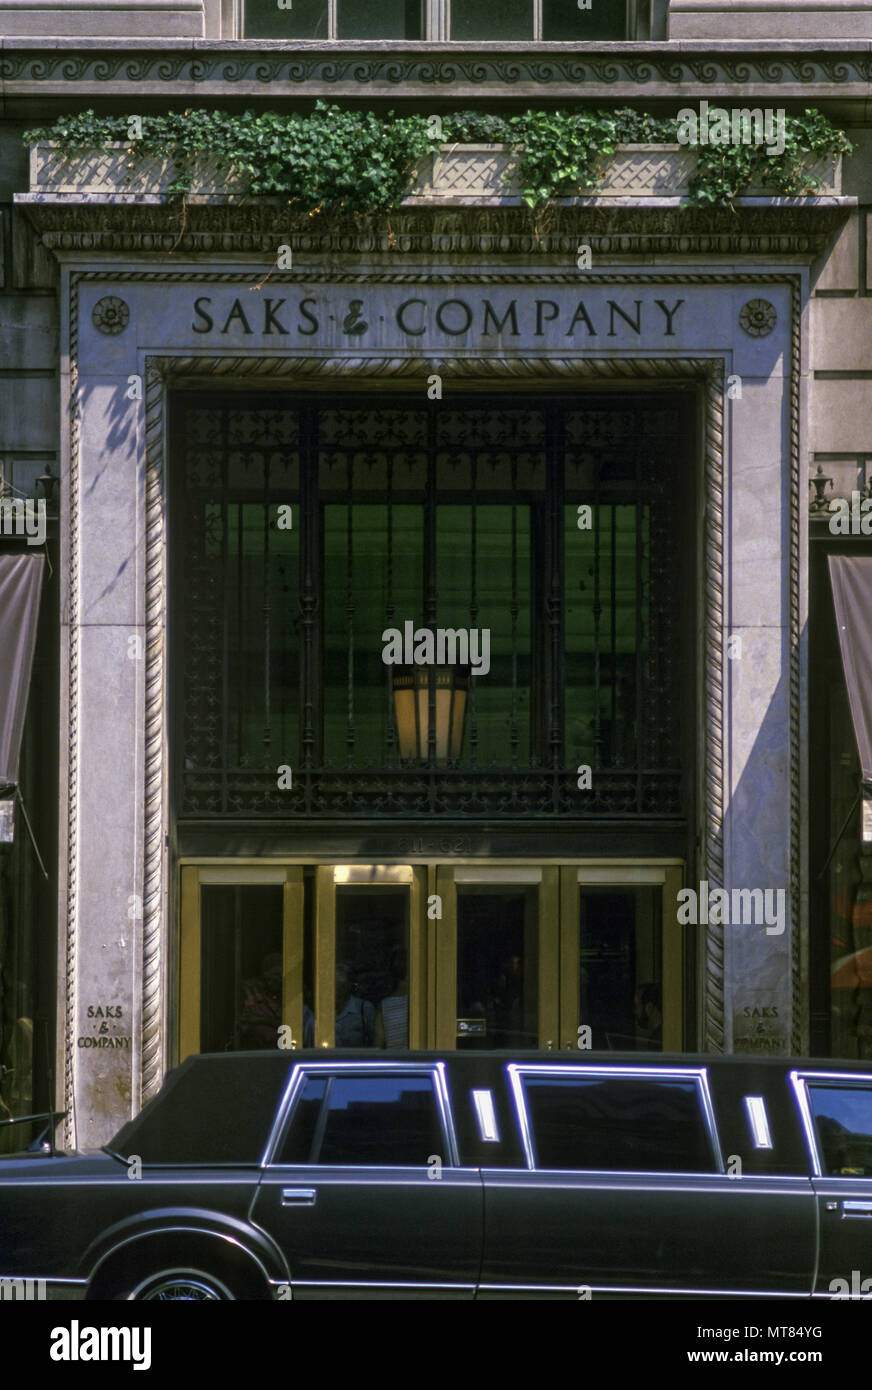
xmin=335 ymin=887 xmax=410 ymax=1048
xmin=200 ymin=885 xmax=284 ymax=1052
xmin=579 ymin=887 xmax=662 ymax=1050
xmin=457 ymin=888 xmax=539 ymax=1049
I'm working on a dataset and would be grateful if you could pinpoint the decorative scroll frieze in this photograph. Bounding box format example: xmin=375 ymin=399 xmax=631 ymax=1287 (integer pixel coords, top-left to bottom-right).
xmin=3 ymin=42 xmax=872 ymax=103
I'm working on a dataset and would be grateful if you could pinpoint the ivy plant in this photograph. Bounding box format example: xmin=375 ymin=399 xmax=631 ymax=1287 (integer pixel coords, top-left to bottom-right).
xmin=24 ymin=104 xmax=851 ymax=213
xmin=26 ymin=103 xmax=438 ymax=213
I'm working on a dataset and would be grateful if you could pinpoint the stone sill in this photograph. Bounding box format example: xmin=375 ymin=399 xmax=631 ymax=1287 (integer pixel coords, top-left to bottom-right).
xmin=22 ymin=142 xmax=843 ymax=207
xmin=5 ymin=36 xmax=872 ymax=47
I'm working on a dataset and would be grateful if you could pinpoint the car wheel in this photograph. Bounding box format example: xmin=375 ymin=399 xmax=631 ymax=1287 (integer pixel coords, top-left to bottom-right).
xmin=126 ymin=1268 xmax=236 ymax=1301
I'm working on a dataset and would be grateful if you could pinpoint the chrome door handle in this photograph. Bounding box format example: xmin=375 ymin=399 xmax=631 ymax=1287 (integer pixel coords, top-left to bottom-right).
xmin=842 ymin=1200 xmax=872 ymax=1217
xmin=281 ymin=1188 xmax=316 ymax=1206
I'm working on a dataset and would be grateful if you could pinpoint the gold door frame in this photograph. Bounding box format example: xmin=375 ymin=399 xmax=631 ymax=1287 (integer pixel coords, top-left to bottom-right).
xmin=178 ymin=863 xmax=304 ymax=1062
xmin=314 ymin=864 xmax=428 ymax=1048
xmin=559 ymin=861 xmax=684 ymax=1051
xmin=434 ymin=865 xmax=560 ymax=1050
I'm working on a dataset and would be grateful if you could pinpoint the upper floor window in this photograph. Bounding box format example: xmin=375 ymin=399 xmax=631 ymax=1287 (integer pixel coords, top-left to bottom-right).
xmin=243 ymin=0 xmax=630 ymax=41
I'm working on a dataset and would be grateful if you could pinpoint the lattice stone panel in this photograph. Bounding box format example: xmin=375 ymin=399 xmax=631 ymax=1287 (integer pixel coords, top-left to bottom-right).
xmin=30 ymin=143 xmax=252 ymax=201
xmin=30 ymin=142 xmax=841 ymax=205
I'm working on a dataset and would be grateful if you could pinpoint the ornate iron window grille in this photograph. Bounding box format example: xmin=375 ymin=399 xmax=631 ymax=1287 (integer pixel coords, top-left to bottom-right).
xmin=172 ymin=391 xmax=690 ymax=820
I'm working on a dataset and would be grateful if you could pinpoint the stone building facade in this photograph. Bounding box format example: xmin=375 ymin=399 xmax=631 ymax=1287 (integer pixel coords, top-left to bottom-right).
xmin=0 ymin=1 xmax=871 ymax=1148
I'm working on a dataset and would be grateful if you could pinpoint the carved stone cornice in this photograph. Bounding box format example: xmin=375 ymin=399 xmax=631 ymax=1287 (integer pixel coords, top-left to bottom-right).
xmin=1 ymin=39 xmax=872 ymax=107
xmin=24 ymin=200 xmax=851 ymax=261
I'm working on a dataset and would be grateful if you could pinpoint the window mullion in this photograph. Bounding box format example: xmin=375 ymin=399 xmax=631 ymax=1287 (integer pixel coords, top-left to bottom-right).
xmin=328 ymin=0 xmax=338 ymax=39
xmin=429 ymin=0 xmax=449 ymax=40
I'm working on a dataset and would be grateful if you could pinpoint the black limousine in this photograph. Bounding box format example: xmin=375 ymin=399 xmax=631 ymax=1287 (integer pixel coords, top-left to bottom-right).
xmin=1 ymin=1051 xmax=871 ymax=1300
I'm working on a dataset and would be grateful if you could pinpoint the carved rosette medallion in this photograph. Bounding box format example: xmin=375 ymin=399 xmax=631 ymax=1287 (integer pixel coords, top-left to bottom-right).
xmin=739 ymin=298 xmax=776 ymax=338
xmin=92 ymin=295 xmax=130 ymax=335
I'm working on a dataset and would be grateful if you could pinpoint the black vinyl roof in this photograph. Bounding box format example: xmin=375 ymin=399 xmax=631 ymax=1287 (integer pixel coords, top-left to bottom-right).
xmin=108 ymin=1049 xmax=872 ymax=1166
xmin=109 ymin=1053 xmax=293 ymax=1165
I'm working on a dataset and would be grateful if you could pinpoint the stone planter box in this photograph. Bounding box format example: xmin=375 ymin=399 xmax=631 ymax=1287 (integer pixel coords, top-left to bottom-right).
xmin=25 ymin=141 xmax=843 ymax=205
xmin=27 ymin=143 xmax=252 ymax=203
xmin=407 ymin=143 xmax=842 ymax=203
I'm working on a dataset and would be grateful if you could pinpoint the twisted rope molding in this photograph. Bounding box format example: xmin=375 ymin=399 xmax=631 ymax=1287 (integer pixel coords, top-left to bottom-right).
xmin=145 ymin=345 xmax=730 ymax=1056
xmin=70 ymin=268 xmax=810 ymax=288
xmin=703 ymin=365 xmax=726 ymax=1052
xmin=40 ymin=232 xmax=827 ymax=258
xmin=63 ymin=285 xmax=81 ymax=1150
xmin=788 ymin=277 xmax=803 ymax=1056
xmin=141 ymin=365 xmax=166 ymax=1103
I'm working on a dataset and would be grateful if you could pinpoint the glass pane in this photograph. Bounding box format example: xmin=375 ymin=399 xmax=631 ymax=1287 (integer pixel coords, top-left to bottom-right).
xmin=277 ymin=1077 xmax=328 ymax=1163
xmin=226 ymin=504 xmax=300 ymax=771
xmin=578 ymin=886 xmax=662 ymax=1050
xmin=337 ymin=0 xmax=422 ymax=37
xmin=542 ymin=0 xmax=626 ymax=40
xmin=564 ymin=503 xmax=648 ymax=772
xmin=808 ymin=1085 xmax=872 ymax=1176
xmin=200 ymin=885 xmax=284 ymax=1052
xmin=335 ymin=887 xmax=409 ymax=1048
xmin=179 ymin=403 xmax=300 ymax=814
xmin=457 ymin=887 xmax=538 ymax=1048
xmin=451 ymin=0 xmax=532 ymax=38
xmin=317 ymin=1074 xmax=442 ymax=1164
xmin=244 ymin=0 xmax=328 ymax=38
xmin=323 ymin=505 xmax=423 ymax=768
xmin=522 ymin=1076 xmax=715 ymax=1172
xmin=436 ymin=506 xmax=531 ymax=767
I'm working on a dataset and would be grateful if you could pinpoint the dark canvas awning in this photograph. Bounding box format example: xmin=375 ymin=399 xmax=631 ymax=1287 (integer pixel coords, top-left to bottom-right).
xmin=0 ymin=553 xmax=45 ymax=791
xmin=829 ymin=555 xmax=872 ymax=790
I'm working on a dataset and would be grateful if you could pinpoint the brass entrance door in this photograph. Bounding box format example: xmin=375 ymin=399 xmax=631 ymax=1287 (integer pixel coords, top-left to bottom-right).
xmin=433 ymin=861 xmax=684 ymax=1052
xmin=178 ymin=859 xmax=684 ymax=1060
xmin=434 ymin=866 xmax=560 ymax=1050
xmin=312 ymin=865 xmax=428 ymax=1048
xmin=558 ymin=864 xmax=685 ymax=1052
xmin=178 ymin=865 xmax=303 ymax=1061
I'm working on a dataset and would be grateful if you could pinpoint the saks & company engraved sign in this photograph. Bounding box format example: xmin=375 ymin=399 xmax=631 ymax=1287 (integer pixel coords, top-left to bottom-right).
xmin=189 ymin=288 xmax=686 ymax=347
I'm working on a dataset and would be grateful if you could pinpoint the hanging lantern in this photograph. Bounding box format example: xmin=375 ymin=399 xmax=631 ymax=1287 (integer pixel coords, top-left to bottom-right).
xmin=392 ymin=666 xmax=469 ymax=763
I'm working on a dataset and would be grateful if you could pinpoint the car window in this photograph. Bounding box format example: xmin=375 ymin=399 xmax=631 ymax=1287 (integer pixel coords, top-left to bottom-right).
xmin=276 ymin=1072 xmax=445 ymax=1166
xmin=520 ymin=1074 xmax=717 ymax=1172
xmin=807 ymin=1084 xmax=872 ymax=1176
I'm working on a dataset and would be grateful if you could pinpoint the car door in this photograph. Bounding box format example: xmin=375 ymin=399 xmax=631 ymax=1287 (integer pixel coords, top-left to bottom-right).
xmin=250 ymin=1061 xmax=483 ymax=1298
xmin=479 ymin=1063 xmax=816 ymax=1298
xmin=795 ymin=1071 xmax=872 ymax=1299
